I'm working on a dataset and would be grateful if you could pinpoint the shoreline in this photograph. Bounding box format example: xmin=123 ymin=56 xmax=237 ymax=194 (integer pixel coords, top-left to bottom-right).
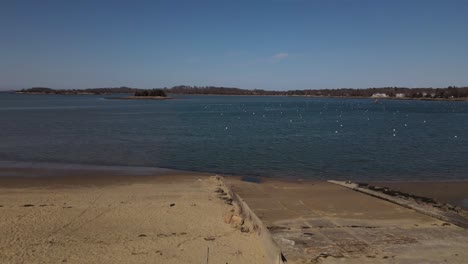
xmin=2 ymin=160 xmax=468 ymax=183
xmin=0 ymin=161 xmax=467 ymax=210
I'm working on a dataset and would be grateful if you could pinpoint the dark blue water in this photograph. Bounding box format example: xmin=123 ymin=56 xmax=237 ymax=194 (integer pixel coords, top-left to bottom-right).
xmin=0 ymin=93 xmax=467 ymax=181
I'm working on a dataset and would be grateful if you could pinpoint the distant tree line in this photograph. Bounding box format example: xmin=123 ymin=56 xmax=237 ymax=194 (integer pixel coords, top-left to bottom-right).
xmin=165 ymin=85 xmax=468 ymax=99
xmin=166 ymin=85 xmax=265 ymax=95
xmin=134 ymin=89 xmax=167 ymax=97
xmin=19 ymin=87 xmax=56 ymax=93
xmin=280 ymin=86 xmax=468 ymax=99
xmin=17 ymin=85 xmax=468 ymax=99
xmin=18 ymin=86 xmax=166 ymax=97
xmin=18 ymin=86 xmax=141 ymax=95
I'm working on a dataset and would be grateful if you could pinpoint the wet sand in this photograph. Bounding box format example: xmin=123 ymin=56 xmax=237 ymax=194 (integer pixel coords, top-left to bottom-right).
xmin=371 ymin=181 xmax=468 ymax=211
xmin=0 ymin=172 xmax=267 ymax=264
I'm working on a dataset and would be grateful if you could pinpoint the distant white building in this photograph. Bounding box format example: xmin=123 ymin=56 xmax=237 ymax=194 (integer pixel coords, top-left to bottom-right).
xmin=395 ymin=93 xmax=405 ymax=98
xmin=371 ymin=93 xmax=389 ymax=98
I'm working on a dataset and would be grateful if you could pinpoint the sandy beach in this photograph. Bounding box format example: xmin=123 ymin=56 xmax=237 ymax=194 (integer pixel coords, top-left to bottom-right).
xmin=0 ymin=172 xmax=268 ymax=264
xmin=1 ymin=166 xmax=468 ymax=264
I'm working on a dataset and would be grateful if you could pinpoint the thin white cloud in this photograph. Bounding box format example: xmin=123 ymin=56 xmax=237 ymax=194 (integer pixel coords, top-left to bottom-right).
xmin=272 ymin=53 xmax=289 ymax=60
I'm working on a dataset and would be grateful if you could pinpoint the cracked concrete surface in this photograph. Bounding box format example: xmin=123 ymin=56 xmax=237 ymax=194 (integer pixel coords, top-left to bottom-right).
xmin=228 ymin=178 xmax=468 ymax=264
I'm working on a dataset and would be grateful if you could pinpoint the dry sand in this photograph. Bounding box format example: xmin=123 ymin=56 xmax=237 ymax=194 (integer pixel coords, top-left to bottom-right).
xmin=0 ymin=173 xmax=267 ymax=264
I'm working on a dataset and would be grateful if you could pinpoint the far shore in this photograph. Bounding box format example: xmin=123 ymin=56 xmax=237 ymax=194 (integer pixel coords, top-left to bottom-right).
xmin=107 ymin=96 xmax=172 ymax=100
xmin=15 ymin=91 xmax=99 ymax=95
xmin=13 ymin=91 xmax=468 ymax=101
xmin=294 ymin=94 xmax=468 ymax=101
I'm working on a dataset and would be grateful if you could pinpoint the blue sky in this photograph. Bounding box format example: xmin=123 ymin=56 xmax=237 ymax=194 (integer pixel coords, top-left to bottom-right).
xmin=1 ymin=0 xmax=467 ymax=90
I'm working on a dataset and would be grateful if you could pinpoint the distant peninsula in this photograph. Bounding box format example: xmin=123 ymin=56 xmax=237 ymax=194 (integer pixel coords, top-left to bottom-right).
xmin=17 ymin=87 xmax=170 ymax=100
xmin=15 ymin=85 xmax=468 ymax=101
xmin=16 ymin=87 xmax=141 ymax=95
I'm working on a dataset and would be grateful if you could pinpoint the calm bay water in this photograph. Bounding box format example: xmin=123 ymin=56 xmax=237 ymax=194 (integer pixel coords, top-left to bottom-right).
xmin=0 ymin=93 xmax=467 ymax=181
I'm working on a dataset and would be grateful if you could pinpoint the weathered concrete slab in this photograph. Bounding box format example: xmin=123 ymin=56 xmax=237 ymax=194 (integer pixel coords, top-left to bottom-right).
xmin=227 ymin=178 xmax=468 ymax=264
xmin=329 ymin=180 xmax=468 ymax=228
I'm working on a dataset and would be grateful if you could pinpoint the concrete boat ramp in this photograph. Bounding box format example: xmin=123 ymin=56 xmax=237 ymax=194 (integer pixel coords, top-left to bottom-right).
xmin=227 ymin=178 xmax=468 ymax=264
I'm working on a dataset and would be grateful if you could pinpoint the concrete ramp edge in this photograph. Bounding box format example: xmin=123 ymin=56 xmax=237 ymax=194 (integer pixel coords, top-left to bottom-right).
xmin=328 ymin=180 xmax=468 ymax=229
xmin=222 ymin=179 xmax=286 ymax=264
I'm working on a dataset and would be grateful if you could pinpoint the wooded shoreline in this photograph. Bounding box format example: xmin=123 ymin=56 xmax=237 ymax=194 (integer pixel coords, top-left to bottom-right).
xmin=14 ymin=86 xmax=468 ymax=101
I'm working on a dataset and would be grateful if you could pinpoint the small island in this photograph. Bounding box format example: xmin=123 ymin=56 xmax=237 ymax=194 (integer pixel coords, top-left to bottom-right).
xmin=119 ymin=89 xmax=170 ymax=100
